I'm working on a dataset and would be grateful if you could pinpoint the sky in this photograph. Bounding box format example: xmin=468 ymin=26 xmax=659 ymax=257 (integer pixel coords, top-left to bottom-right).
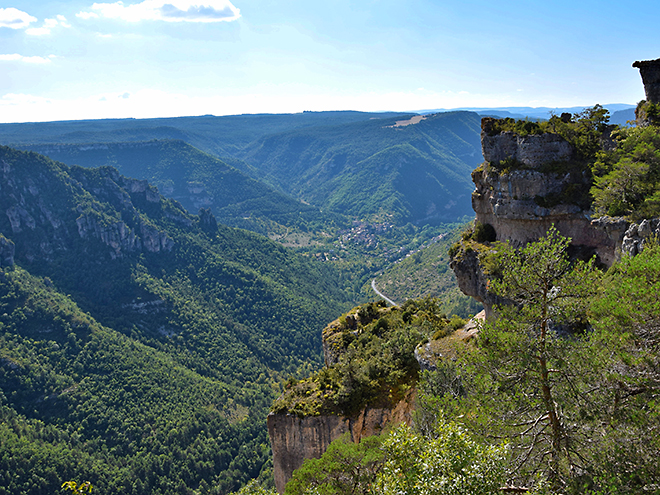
xmin=0 ymin=0 xmax=658 ymax=123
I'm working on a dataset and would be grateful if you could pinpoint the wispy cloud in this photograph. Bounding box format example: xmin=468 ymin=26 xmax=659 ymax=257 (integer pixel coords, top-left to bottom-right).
xmin=77 ymin=0 xmax=240 ymax=23
xmin=0 ymin=54 xmax=56 ymax=64
xmin=26 ymin=15 xmax=71 ymax=36
xmin=0 ymin=7 xmax=37 ymax=29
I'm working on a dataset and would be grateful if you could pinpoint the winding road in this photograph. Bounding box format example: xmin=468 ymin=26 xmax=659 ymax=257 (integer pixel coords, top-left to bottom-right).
xmin=371 ymin=279 xmax=398 ymax=306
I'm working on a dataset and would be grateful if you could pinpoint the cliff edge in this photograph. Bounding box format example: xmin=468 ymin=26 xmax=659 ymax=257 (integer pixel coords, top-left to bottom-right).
xmin=267 ymin=300 xmax=456 ymax=493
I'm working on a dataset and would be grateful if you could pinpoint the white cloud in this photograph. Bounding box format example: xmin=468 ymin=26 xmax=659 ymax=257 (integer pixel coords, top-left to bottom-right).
xmin=26 ymin=15 xmax=71 ymax=36
xmin=0 ymin=7 xmax=37 ymax=29
xmin=77 ymin=0 xmax=240 ymax=23
xmin=77 ymin=11 xmax=99 ymax=20
xmin=57 ymin=15 xmax=71 ymax=28
xmin=0 ymin=53 xmax=55 ymax=64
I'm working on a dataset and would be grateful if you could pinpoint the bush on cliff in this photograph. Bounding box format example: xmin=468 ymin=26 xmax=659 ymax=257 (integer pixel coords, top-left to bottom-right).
xmin=271 ymin=299 xmax=454 ymax=417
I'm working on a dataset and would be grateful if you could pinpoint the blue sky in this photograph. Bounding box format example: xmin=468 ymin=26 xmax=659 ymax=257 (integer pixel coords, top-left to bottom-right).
xmin=0 ymin=0 xmax=657 ymax=123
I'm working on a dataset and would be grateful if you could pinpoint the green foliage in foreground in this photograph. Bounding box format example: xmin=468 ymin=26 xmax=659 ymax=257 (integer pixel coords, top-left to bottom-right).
xmin=591 ymin=123 xmax=660 ymax=219
xmin=282 ymin=421 xmax=505 ymax=495
xmin=279 ymin=231 xmax=660 ymax=494
xmin=437 ymin=232 xmax=660 ymax=493
xmin=285 ymin=433 xmax=385 ymax=495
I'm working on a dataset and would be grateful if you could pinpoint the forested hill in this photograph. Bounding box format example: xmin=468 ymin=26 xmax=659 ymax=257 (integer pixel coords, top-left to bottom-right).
xmin=236 ymin=111 xmax=481 ymax=223
xmin=1 ymin=110 xmax=482 ymax=228
xmin=16 ymin=140 xmax=335 ymax=236
xmin=0 ymin=145 xmax=357 ymax=494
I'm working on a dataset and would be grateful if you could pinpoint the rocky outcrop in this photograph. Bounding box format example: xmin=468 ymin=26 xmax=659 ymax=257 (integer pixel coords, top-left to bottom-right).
xmin=1 ymin=146 xmax=178 ymax=263
xmin=481 ymin=119 xmax=574 ymax=167
xmin=268 ymin=389 xmax=415 ymax=494
xmin=74 ymin=214 xmax=174 ymax=258
xmin=470 ymin=164 xmax=630 ymax=267
xmin=451 ymin=247 xmax=506 ymax=319
xmin=633 ymin=58 xmax=660 ymax=104
xmin=451 ymin=116 xmax=653 ymax=315
xmin=621 ymin=218 xmax=660 ymax=257
xmin=198 ymin=207 xmax=218 ymax=234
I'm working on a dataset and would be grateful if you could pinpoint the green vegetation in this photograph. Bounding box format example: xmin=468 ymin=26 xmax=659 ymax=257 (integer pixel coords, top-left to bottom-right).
xmin=280 ymin=229 xmax=660 ymax=494
xmin=484 ymin=105 xmax=611 ymax=163
xmin=374 ymin=422 xmax=506 ymax=495
xmin=0 ymin=146 xmax=359 ymax=494
xmin=285 ymin=433 xmax=386 ymax=495
xmin=373 ymin=225 xmax=482 ymax=317
xmin=426 ymin=230 xmax=660 ymax=493
xmin=484 ymin=103 xmax=660 ymax=220
xmin=238 ymin=111 xmax=481 ymax=225
xmin=591 ymin=123 xmax=660 ymax=219
xmin=283 ymin=421 xmax=505 ymax=495
xmin=20 ymin=140 xmax=337 ymax=237
xmin=271 ymin=298 xmax=458 ymax=417
xmin=13 ymin=111 xmax=482 ymax=235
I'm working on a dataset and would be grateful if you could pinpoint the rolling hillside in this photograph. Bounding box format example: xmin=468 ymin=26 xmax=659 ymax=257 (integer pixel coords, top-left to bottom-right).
xmin=236 ymin=111 xmax=482 ymax=224
xmin=2 ymin=111 xmax=483 ymax=230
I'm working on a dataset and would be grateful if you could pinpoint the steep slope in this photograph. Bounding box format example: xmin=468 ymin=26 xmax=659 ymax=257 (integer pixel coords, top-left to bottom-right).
xmin=0 ymin=111 xmax=482 ymax=228
xmin=237 ymin=111 xmax=482 ymax=224
xmin=0 ymin=267 xmax=271 ymax=494
xmin=0 ymin=146 xmax=357 ymax=494
xmin=372 ymin=226 xmax=483 ymax=317
xmin=18 ymin=140 xmax=333 ymax=235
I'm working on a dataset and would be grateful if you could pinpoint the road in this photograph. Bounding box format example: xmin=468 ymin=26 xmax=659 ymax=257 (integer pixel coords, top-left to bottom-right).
xmin=371 ymin=279 xmax=398 ymax=306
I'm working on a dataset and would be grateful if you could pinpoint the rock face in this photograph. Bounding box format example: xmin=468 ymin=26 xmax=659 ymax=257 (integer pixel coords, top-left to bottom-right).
xmin=481 ymin=119 xmax=574 ymax=167
xmin=451 ymin=120 xmax=655 ymax=316
xmin=470 ymin=164 xmax=629 ymax=267
xmin=621 ymin=218 xmax=660 ymax=257
xmin=1 ymin=147 xmax=176 ymax=262
xmin=267 ymin=389 xmax=415 ymax=494
xmin=633 ymin=58 xmax=660 ymax=104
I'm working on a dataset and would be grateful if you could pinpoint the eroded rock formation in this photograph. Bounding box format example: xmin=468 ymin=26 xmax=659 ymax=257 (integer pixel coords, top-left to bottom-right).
xmin=267 ymin=389 xmax=414 ymax=494
xmin=451 ymin=119 xmax=648 ymax=316
xmin=633 ymin=58 xmax=660 ymax=104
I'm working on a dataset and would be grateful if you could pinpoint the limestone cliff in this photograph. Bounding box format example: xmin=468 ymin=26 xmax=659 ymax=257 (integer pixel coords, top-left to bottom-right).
xmin=268 ymin=389 xmax=414 ymax=494
xmin=451 ymin=114 xmax=659 ymax=316
xmin=1 ymin=146 xmax=178 ymax=262
xmin=268 ymin=301 xmax=427 ymax=493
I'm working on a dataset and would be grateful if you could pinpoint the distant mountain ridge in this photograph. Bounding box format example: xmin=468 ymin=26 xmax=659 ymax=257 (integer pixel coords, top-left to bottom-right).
xmin=418 ymin=103 xmax=636 ymax=120
xmin=236 ymin=111 xmax=482 ymax=224
xmin=2 ymin=110 xmax=484 ymax=229
xmin=0 ymin=111 xmax=406 ymax=158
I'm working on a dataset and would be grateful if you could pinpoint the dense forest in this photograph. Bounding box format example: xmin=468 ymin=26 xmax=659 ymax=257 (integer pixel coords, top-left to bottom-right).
xmin=6 ymin=111 xmax=481 ymax=232
xmin=0 ymin=146 xmax=360 ymax=494
xmin=2 ymin=98 xmax=660 ymax=495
